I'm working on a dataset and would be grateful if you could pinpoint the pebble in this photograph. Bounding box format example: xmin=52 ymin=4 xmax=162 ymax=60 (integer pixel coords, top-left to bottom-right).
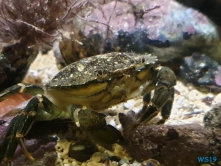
xmin=123 ymin=100 xmax=136 ymax=109
xmin=212 ymin=93 xmax=221 ymax=107
xmin=188 ymin=89 xmax=200 ymax=101
xmin=108 ymin=119 xmax=116 ymax=127
xmin=177 ymin=96 xmax=184 ymax=105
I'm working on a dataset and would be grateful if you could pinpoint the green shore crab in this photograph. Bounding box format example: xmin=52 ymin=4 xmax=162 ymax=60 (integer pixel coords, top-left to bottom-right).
xmin=0 ymin=52 xmax=176 ymax=163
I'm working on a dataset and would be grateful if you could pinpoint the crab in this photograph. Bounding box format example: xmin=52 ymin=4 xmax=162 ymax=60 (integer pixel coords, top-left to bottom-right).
xmin=0 ymin=52 xmax=176 ymax=163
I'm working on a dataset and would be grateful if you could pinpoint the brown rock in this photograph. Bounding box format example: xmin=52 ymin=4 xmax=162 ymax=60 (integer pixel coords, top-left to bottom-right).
xmin=119 ymin=113 xmax=221 ymax=166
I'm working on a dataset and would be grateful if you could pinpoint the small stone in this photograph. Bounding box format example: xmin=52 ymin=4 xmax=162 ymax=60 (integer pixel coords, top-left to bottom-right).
xmin=177 ymin=109 xmax=184 ymax=118
xmin=188 ymin=89 xmax=200 ymax=101
xmin=123 ymin=99 xmax=136 ymax=109
xmin=212 ymin=93 xmax=221 ymax=107
xmin=177 ymin=96 xmax=184 ymax=105
xmin=193 ymin=109 xmax=202 ymax=114
xmin=141 ymin=159 xmax=160 ymax=166
xmin=109 ymin=119 xmax=116 ymax=127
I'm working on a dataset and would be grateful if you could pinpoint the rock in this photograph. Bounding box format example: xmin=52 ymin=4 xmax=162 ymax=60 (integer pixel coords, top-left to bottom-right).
xmin=180 ymin=53 xmax=221 ymax=92
xmin=57 ymin=0 xmax=220 ymax=65
xmin=119 ymin=113 xmax=221 ymax=166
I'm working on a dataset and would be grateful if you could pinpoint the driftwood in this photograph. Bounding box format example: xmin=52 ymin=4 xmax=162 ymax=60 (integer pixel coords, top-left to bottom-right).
xmin=119 ymin=110 xmax=221 ymax=166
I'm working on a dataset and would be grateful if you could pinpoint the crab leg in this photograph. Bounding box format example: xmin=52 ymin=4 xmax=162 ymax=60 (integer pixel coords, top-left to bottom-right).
xmin=135 ymin=66 xmax=176 ymax=124
xmin=35 ymin=94 xmax=70 ymax=121
xmin=71 ymin=106 xmax=124 ymax=149
xmin=0 ymin=83 xmax=44 ymax=101
xmin=0 ymin=97 xmax=39 ymax=162
xmin=136 ymin=87 xmax=174 ymax=124
xmin=157 ymin=93 xmax=174 ymax=124
xmin=0 ymin=94 xmax=69 ymax=163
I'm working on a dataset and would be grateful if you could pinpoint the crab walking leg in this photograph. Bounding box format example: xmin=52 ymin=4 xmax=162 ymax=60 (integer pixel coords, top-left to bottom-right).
xmin=35 ymin=94 xmax=70 ymax=121
xmin=136 ymin=87 xmax=174 ymax=124
xmin=157 ymin=92 xmax=174 ymax=124
xmin=0 ymin=95 xmax=69 ymax=163
xmin=0 ymin=83 xmax=44 ymax=101
xmin=0 ymin=97 xmax=39 ymax=162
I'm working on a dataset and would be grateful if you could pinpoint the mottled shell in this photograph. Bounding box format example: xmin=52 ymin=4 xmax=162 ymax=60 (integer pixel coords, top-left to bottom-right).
xmin=46 ymin=52 xmax=157 ymax=87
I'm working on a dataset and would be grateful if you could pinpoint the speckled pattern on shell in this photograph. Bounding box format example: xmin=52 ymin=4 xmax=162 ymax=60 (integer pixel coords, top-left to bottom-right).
xmin=46 ymin=52 xmax=157 ymax=87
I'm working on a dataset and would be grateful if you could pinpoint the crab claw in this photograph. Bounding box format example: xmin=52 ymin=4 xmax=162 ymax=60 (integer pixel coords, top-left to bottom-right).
xmin=72 ymin=106 xmax=124 ymax=149
xmin=0 ymin=97 xmax=39 ymax=163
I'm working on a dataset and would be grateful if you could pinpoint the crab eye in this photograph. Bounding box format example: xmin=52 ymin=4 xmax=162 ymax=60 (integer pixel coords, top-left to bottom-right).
xmin=96 ymin=69 xmax=109 ymax=82
xmin=96 ymin=69 xmax=108 ymax=76
xmin=97 ymin=70 xmax=103 ymax=75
